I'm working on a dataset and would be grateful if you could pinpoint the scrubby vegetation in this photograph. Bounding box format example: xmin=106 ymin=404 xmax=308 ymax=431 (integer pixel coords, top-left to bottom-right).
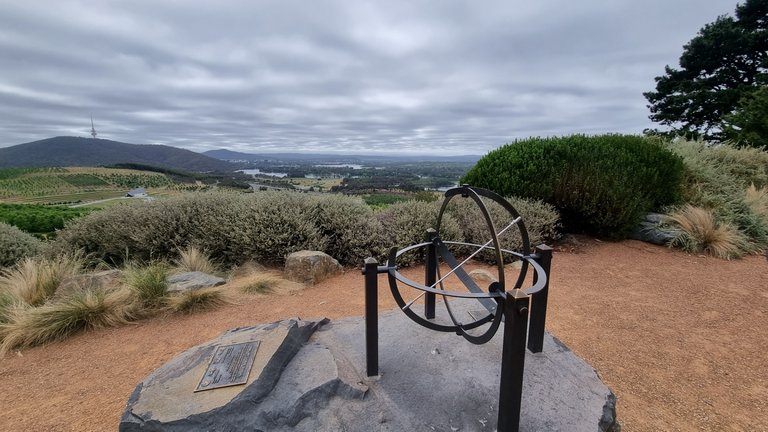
xmin=0 ymin=222 xmax=42 ymax=268
xmin=461 ymin=134 xmax=685 ymax=238
xmin=663 ymin=140 xmax=768 ymax=255
xmin=48 ymin=190 xmax=560 ymax=268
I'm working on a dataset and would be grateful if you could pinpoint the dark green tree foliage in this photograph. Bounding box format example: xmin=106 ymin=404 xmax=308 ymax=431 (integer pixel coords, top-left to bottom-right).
xmin=724 ymin=85 xmax=768 ymax=148
xmin=0 ymin=204 xmax=91 ymax=237
xmin=644 ymin=0 xmax=768 ymax=141
xmin=461 ymin=135 xmax=685 ymax=237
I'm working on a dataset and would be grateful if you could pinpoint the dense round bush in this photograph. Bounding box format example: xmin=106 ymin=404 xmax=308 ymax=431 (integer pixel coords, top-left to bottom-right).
xmin=461 ymin=134 xmax=685 ymax=237
xmin=0 ymin=222 xmax=41 ymax=268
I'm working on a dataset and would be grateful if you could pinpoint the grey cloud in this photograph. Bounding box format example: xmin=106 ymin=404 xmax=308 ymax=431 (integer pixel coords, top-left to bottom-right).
xmin=0 ymin=0 xmax=735 ymax=155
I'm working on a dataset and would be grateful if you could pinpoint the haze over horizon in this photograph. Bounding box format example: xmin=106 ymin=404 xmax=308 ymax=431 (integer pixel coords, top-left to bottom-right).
xmin=0 ymin=0 xmax=732 ymax=155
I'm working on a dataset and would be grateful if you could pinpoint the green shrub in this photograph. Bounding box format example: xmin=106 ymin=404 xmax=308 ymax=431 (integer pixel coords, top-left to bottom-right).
xmin=461 ymin=134 xmax=685 ymax=237
xmin=0 ymin=222 xmax=41 ymax=268
xmin=306 ymin=194 xmax=385 ymax=266
xmin=376 ymin=201 xmax=462 ymax=266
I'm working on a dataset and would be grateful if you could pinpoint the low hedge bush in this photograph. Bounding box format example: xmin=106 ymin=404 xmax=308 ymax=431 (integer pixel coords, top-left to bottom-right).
xmin=51 ymin=191 xmax=562 ymax=268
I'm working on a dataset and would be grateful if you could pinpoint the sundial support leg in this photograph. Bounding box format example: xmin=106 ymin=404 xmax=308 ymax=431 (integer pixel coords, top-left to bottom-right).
xmin=363 ymin=257 xmax=380 ymax=377
xmin=497 ymin=290 xmax=530 ymax=432
xmin=424 ymin=229 xmax=438 ymax=319
xmin=528 ymin=244 xmax=553 ymax=353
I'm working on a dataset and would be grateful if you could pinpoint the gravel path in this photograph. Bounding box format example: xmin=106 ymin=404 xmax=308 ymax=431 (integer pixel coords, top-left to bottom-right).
xmin=0 ymin=239 xmax=765 ymax=431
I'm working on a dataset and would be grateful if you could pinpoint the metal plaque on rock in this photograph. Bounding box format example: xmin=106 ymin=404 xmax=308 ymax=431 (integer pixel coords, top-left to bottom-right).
xmin=195 ymin=341 xmax=260 ymax=392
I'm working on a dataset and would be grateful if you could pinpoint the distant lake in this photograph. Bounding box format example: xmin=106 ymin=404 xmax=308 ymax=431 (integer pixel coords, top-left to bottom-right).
xmin=238 ymin=169 xmax=288 ymax=178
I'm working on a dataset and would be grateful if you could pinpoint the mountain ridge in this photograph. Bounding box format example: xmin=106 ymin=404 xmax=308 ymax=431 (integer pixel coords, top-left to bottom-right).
xmin=0 ymin=136 xmax=236 ymax=172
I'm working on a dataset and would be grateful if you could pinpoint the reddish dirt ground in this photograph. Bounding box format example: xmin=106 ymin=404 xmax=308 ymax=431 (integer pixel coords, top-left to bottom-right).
xmin=0 ymin=239 xmax=766 ymax=431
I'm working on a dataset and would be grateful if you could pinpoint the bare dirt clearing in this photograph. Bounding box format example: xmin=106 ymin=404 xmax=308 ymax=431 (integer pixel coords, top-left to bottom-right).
xmin=0 ymin=239 xmax=766 ymax=431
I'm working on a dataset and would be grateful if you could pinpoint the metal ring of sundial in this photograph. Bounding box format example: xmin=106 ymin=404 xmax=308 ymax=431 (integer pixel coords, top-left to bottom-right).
xmin=387 ymin=185 xmax=541 ymax=345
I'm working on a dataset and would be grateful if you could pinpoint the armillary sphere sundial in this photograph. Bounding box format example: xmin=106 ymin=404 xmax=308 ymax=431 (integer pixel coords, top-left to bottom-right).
xmin=362 ymin=185 xmax=553 ymax=432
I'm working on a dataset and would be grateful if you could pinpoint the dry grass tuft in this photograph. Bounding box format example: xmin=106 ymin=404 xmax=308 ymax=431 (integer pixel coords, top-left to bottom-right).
xmin=166 ymin=288 xmax=229 ymax=314
xmin=242 ymin=278 xmax=277 ymax=294
xmin=226 ymin=270 xmax=304 ymax=296
xmin=0 ymin=254 xmax=84 ymax=307
xmin=667 ymin=205 xmax=745 ymax=259
xmin=174 ymin=246 xmax=217 ymax=274
xmin=0 ymin=288 xmax=135 ymax=356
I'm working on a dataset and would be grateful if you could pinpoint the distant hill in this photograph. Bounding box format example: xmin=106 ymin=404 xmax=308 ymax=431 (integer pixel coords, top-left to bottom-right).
xmin=0 ymin=137 xmax=237 ymax=172
xmin=203 ymin=148 xmax=481 ymax=163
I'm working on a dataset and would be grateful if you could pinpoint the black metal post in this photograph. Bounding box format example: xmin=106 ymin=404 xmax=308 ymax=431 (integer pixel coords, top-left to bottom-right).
xmin=527 ymin=245 xmax=552 ymax=353
xmin=424 ymin=228 xmax=438 ymax=319
xmin=363 ymin=257 xmax=379 ymax=377
xmin=497 ymin=290 xmax=530 ymax=432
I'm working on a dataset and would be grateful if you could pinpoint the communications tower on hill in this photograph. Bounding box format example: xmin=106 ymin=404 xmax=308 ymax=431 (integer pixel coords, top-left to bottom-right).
xmin=90 ymin=116 xmax=97 ymax=139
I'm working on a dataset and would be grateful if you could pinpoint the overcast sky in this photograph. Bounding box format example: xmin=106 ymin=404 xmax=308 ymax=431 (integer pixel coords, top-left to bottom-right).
xmin=0 ymin=0 xmax=736 ymax=155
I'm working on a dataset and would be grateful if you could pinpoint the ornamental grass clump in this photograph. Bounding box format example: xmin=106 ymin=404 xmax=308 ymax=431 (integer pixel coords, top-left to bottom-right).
xmin=745 ymin=183 xmax=768 ymax=223
xmin=0 ymin=287 xmax=135 ymax=356
xmin=667 ymin=205 xmax=746 ymax=259
xmin=0 ymin=290 xmax=16 ymax=323
xmin=241 ymin=278 xmax=277 ymax=295
xmin=174 ymin=246 xmax=217 ymax=274
xmin=124 ymin=262 xmax=169 ymax=309
xmin=0 ymin=253 xmax=83 ymax=307
xmin=166 ymin=288 xmax=228 ymax=315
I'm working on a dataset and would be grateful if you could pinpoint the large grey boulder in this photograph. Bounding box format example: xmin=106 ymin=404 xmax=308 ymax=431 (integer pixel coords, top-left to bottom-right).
xmin=284 ymin=250 xmax=342 ymax=285
xmin=167 ymin=271 xmax=226 ymax=293
xmin=121 ymin=309 xmax=619 ymax=431
xmin=120 ymin=318 xmax=360 ymax=431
